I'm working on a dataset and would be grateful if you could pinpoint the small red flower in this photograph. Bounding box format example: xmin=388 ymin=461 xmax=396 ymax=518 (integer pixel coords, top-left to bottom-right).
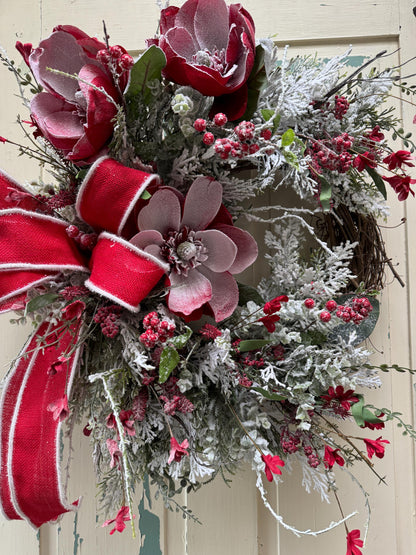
xmin=346 ymin=529 xmax=364 ymax=555
xmin=363 ymin=436 xmax=389 ymax=459
xmin=383 ymin=150 xmax=414 ymax=171
xmin=199 ymin=323 xmax=222 ymax=339
xmin=362 ymin=412 xmax=385 ymax=430
xmin=367 ymin=125 xmax=384 ymax=142
xmin=323 ymin=445 xmax=345 ymax=469
xmin=47 ymin=394 xmax=69 ymax=421
xmin=261 ymin=453 xmax=285 ymax=482
xmin=258 ymin=314 xmax=280 ymax=333
xmin=382 ymin=174 xmax=416 ymax=201
xmin=61 ymin=300 xmax=86 ymax=320
xmin=102 ymin=506 xmax=135 ymax=535
xmin=263 ymin=295 xmax=289 ymax=315
xmin=106 ymin=438 xmax=122 ymax=469
xmin=321 ymin=386 xmax=359 ymax=412
xmin=106 ymin=410 xmax=136 ymax=437
xmin=353 ymin=151 xmax=377 ymax=172
xmin=168 ymin=437 xmax=189 ymax=464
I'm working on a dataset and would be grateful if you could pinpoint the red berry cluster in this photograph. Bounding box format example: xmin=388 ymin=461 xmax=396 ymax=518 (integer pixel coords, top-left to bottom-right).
xmin=309 ymin=133 xmax=354 ymax=174
xmin=194 ymin=113 xmax=272 ymax=160
xmin=94 ymin=305 xmax=123 ymax=338
xmin=337 ymin=297 xmax=373 ymax=324
xmin=334 ymin=95 xmax=350 ymax=120
xmin=97 ymin=45 xmax=134 ymax=72
xmin=232 ymin=339 xmax=265 ymax=369
xmin=304 ymin=296 xmax=373 ymax=325
xmin=37 ymin=185 xmax=76 ymax=211
xmin=139 ymin=311 xmax=176 ymax=349
xmin=65 ymin=225 xmax=98 ymax=251
xmin=199 ymin=323 xmax=222 ymax=339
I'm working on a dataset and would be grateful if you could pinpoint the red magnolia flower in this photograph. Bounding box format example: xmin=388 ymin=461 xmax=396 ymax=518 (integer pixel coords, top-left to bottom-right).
xmin=168 ymin=437 xmax=190 ymax=464
xmin=323 ymin=445 xmax=345 ymax=469
xmin=321 ymin=386 xmax=359 ymax=412
xmin=261 ymin=453 xmax=285 ymax=482
xmin=382 ymin=174 xmax=416 ymax=201
xmin=102 ymin=506 xmax=135 ymax=535
xmin=383 ymin=150 xmax=414 ymax=171
xmin=150 ymin=0 xmax=256 ymax=119
xmin=346 ymin=529 xmax=364 ymax=555
xmin=22 ymin=26 xmax=130 ymax=164
xmin=47 ymin=394 xmax=69 ymax=422
xmin=364 ymin=436 xmax=389 ymax=459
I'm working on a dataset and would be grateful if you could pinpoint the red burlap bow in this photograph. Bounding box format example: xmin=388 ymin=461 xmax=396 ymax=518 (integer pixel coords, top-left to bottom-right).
xmin=0 ymin=157 xmax=165 ymax=526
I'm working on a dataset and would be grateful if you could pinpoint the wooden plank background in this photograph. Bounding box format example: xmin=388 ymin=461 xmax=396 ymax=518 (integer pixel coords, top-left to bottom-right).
xmin=0 ymin=1 xmax=416 ymax=553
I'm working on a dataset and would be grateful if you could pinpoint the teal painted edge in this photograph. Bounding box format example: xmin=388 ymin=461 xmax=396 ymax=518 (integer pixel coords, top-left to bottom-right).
xmin=139 ymin=477 xmax=162 ymax=555
xmin=276 ymin=55 xmax=368 ymax=68
xmin=73 ymin=512 xmax=83 ymax=555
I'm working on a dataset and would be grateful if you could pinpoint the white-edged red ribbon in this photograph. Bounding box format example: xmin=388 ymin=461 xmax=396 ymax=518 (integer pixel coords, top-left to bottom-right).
xmin=0 ymin=321 xmax=82 ymax=527
xmin=0 ymin=156 xmax=166 ymax=527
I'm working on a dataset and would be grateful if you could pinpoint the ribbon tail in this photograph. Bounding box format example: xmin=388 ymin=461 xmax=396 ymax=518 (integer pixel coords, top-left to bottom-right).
xmin=0 ymin=320 xmax=82 ymax=528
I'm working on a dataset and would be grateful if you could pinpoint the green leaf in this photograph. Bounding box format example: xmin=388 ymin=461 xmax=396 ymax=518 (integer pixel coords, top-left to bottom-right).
xmin=237 ymin=282 xmax=264 ymax=306
xmin=366 ymin=166 xmax=387 ymax=200
xmin=170 ymin=326 xmax=192 ymax=349
xmin=158 ymin=346 xmax=180 ymax=383
xmin=125 ymin=45 xmax=166 ymax=104
xmin=260 ymin=110 xmax=281 ymax=134
xmin=281 ymin=128 xmax=295 ymax=147
xmin=252 ymin=387 xmax=286 ymax=401
xmin=330 ymin=295 xmax=379 ymax=345
xmin=300 ymin=330 xmax=327 ymax=346
xmin=140 ymin=190 xmax=151 ymax=200
xmin=318 ymin=174 xmax=332 ymax=212
xmin=238 ymin=339 xmax=270 ymax=352
xmin=261 ymin=109 xmax=274 ymax=122
xmin=351 ymin=394 xmax=384 ymax=427
xmin=25 ymin=293 xmax=60 ymax=315
xmin=241 ymin=45 xmax=267 ymax=120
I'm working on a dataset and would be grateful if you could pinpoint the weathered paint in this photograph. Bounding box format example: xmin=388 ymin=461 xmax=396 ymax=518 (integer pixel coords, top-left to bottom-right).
xmin=72 ymin=513 xmax=83 ymax=555
xmin=139 ymin=476 xmax=162 ymax=555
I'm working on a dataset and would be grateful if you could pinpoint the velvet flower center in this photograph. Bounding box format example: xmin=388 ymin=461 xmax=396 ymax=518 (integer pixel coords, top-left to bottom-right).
xmin=161 ymin=226 xmax=208 ymax=275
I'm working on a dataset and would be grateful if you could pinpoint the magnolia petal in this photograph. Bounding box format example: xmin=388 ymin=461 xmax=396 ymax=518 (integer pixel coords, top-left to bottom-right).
xmin=195 ymin=229 xmax=237 ymax=272
xmin=199 ymin=266 xmax=238 ymax=321
xmin=168 ymin=269 xmax=212 ymax=315
xmin=215 ymin=224 xmax=258 ymax=274
xmin=138 ymin=188 xmax=181 ymax=235
xmin=130 ymin=230 xmax=164 ymax=250
xmin=193 ymin=0 xmax=229 ymax=51
xmin=181 ymin=177 xmax=222 ymax=231
xmin=164 ymin=27 xmax=198 ymax=60
xmin=29 ymin=31 xmax=91 ymax=102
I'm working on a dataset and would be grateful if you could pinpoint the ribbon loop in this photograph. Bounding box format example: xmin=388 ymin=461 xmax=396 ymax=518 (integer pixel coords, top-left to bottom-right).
xmin=85 ymin=232 xmax=169 ymax=312
xmin=76 ymin=156 xmax=160 ymax=238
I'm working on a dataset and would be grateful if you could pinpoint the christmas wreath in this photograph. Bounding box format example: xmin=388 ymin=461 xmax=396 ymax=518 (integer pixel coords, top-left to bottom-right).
xmin=0 ymin=1 xmax=415 ymax=552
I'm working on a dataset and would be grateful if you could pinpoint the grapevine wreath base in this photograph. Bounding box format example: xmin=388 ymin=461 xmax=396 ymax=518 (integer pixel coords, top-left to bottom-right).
xmin=0 ymin=1 xmax=415 ymax=552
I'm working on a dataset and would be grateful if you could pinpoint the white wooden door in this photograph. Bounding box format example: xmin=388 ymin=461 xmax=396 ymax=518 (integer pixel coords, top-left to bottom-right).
xmin=1 ymin=1 xmax=416 ymax=553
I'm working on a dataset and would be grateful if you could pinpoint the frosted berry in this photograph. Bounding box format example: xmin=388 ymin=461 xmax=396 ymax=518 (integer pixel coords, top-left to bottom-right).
xmin=319 ymin=310 xmax=331 ymax=322
xmin=326 ymin=300 xmax=337 ymax=312
xmin=203 ymin=132 xmax=215 ymax=145
xmin=66 ymin=225 xmax=80 ymax=239
xmin=304 ymin=298 xmax=315 ymax=309
xmin=213 ymin=113 xmax=228 ymax=126
xmin=193 ymin=118 xmax=207 ymax=132
xmin=119 ymin=53 xmax=134 ymax=70
xmin=261 ymin=129 xmax=272 ymax=140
